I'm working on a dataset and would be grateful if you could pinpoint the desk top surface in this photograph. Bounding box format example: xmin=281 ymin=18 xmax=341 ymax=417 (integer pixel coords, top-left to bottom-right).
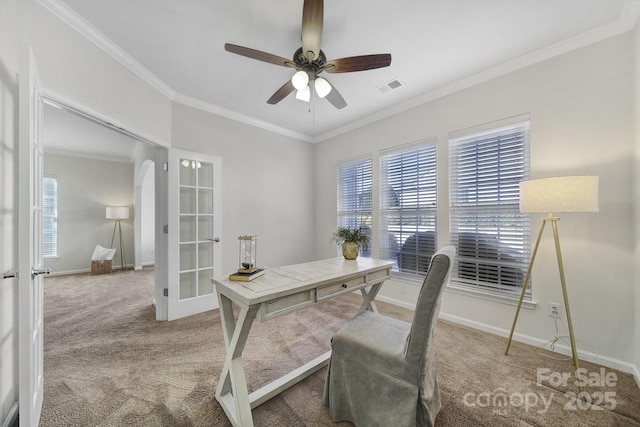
xmin=213 ymin=257 xmax=394 ymax=306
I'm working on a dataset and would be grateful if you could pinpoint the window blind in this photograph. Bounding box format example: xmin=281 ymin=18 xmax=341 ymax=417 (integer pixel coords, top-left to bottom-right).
xmin=337 ymin=157 xmax=372 ymax=257
xmin=380 ymin=141 xmax=437 ymax=276
xmin=449 ymin=122 xmax=531 ymax=296
xmin=43 ymin=176 xmax=58 ymax=258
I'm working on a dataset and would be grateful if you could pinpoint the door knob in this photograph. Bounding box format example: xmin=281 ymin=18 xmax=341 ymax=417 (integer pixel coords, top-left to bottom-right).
xmin=208 ymin=237 xmax=221 ymax=243
xmin=31 ymin=267 xmax=51 ymax=279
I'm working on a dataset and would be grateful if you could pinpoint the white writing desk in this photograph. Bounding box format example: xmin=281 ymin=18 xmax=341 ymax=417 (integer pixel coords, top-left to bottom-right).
xmin=212 ymin=257 xmax=394 ymax=427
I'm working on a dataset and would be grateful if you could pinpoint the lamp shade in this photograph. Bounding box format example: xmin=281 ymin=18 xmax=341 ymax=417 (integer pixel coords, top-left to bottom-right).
xmin=519 ymin=176 xmax=599 ymax=214
xmin=106 ymin=206 xmax=130 ymax=220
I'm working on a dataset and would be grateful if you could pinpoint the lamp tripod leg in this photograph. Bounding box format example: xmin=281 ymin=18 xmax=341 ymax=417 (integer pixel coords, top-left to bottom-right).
xmin=505 ymin=219 xmax=547 ymax=355
xmin=551 ymin=220 xmax=584 ymax=396
xmin=118 ymin=220 xmax=126 ymax=271
xmin=110 ymin=220 xmax=118 ymax=249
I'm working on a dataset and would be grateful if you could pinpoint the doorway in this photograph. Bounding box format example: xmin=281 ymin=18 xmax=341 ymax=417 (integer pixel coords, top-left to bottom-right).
xmin=41 ymin=97 xmax=163 ymax=308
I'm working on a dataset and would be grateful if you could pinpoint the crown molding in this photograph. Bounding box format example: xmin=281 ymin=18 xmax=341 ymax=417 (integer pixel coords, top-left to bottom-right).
xmin=173 ymin=93 xmax=315 ymax=143
xmin=37 ymin=0 xmax=176 ymax=100
xmin=38 ymin=0 xmax=640 ymax=144
xmin=314 ymin=0 xmax=640 ymax=142
xmin=44 ymin=146 xmax=134 ymax=164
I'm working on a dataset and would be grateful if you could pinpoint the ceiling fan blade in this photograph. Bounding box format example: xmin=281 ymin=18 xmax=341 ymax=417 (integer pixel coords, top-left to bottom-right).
xmin=301 ymin=0 xmax=323 ymax=62
xmin=325 ymin=81 xmax=347 ymax=109
xmin=224 ymin=43 xmax=294 ymax=68
xmin=324 ymin=54 xmax=392 ymax=73
xmin=267 ymin=80 xmax=295 ymax=105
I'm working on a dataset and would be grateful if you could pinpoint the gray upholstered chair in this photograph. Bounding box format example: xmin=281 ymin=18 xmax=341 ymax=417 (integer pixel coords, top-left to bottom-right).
xmin=323 ymin=245 xmax=455 ymax=427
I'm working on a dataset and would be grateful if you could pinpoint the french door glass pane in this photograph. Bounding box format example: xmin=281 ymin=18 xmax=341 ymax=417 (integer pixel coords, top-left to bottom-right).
xmin=179 ymin=271 xmax=196 ymax=299
xmin=198 ymin=162 xmax=213 ymax=188
xmin=180 ymin=160 xmax=196 ymax=186
xmin=198 ymin=269 xmax=214 ymax=295
xmin=180 ymin=244 xmax=196 ymax=271
xmin=180 ymin=188 xmax=196 ymax=214
xmin=198 ymin=216 xmax=213 ymax=241
xmin=198 ymin=243 xmax=213 ymax=268
xmin=180 ymin=216 xmax=196 ymax=242
xmin=178 ymin=157 xmax=216 ymax=301
xmin=198 ymin=189 xmax=213 ymax=214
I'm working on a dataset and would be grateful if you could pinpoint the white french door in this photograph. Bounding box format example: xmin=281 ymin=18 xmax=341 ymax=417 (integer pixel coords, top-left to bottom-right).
xmin=18 ymin=49 xmax=46 ymax=427
xmin=167 ymin=149 xmax=222 ymax=320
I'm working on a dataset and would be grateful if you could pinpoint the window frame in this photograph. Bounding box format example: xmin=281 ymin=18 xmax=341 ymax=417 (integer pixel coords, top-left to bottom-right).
xmin=336 ymin=155 xmax=373 ymax=258
xmin=448 ymin=118 xmax=533 ymax=304
xmin=43 ymin=175 xmax=58 ymax=259
xmin=379 ymin=138 xmax=438 ymax=279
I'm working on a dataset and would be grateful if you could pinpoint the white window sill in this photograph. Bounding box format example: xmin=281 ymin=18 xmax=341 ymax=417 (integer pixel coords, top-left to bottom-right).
xmin=44 ymin=256 xmax=60 ymax=261
xmin=390 ymin=273 xmax=536 ymax=309
xmin=445 ymin=282 xmax=537 ymax=309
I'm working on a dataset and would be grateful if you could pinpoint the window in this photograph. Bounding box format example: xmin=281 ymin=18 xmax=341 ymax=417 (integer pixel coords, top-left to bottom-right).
xmin=43 ymin=176 xmax=58 ymax=258
xmin=380 ymin=140 xmax=437 ymax=276
xmin=337 ymin=157 xmax=372 ymax=257
xmin=449 ymin=120 xmax=531 ymax=298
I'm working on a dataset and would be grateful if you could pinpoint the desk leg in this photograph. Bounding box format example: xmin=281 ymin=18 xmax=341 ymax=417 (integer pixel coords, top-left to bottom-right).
xmin=215 ymin=293 xmax=259 ymax=427
xmin=359 ymin=282 xmax=383 ymax=313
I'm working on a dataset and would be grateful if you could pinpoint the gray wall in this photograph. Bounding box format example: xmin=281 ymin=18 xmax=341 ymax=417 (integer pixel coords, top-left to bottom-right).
xmin=315 ymin=33 xmax=636 ymax=369
xmin=171 ymin=103 xmax=316 ymax=275
xmin=44 ymin=152 xmax=134 ymax=273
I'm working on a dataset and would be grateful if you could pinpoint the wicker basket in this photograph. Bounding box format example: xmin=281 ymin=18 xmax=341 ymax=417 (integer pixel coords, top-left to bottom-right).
xmin=91 ymin=260 xmax=112 ymax=275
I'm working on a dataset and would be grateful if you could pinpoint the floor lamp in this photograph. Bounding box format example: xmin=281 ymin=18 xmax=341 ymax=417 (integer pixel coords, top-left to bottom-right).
xmin=505 ymin=176 xmax=599 ymax=395
xmin=106 ymin=206 xmax=130 ymax=271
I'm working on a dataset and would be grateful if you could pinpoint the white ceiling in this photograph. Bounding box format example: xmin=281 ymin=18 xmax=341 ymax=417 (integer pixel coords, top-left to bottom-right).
xmin=42 ymin=0 xmax=638 ymax=145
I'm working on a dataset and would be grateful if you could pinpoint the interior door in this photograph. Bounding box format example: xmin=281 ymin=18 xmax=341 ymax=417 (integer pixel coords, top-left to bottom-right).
xmin=167 ymin=149 xmax=222 ymax=320
xmin=18 ymin=49 xmax=46 ymax=427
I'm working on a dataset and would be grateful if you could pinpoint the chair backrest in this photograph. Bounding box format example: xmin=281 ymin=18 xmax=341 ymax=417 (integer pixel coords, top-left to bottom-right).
xmin=405 ymin=245 xmax=455 ymax=363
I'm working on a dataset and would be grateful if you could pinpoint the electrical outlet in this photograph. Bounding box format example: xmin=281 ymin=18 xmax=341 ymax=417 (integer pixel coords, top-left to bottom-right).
xmin=400 ymin=284 xmax=407 ymax=294
xmin=548 ymin=302 xmax=562 ymax=319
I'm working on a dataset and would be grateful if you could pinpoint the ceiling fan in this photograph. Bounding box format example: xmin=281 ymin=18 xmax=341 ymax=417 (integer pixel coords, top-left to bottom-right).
xmin=224 ymin=0 xmax=391 ymax=109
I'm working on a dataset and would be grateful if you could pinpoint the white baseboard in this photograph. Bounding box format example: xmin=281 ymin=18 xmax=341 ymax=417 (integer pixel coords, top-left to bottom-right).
xmin=135 ymin=262 xmax=155 ymax=271
xmin=633 ymin=363 xmax=640 ymax=390
xmin=47 ymin=264 xmax=136 ymax=277
xmin=438 ymin=312 xmax=638 ymax=375
xmin=48 ymin=268 xmax=90 ymax=276
xmin=376 ymin=295 xmax=640 ymax=386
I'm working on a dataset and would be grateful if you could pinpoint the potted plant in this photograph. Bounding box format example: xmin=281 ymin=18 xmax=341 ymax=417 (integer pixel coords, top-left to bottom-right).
xmin=331 ymin=226 xmax=369 ymax=260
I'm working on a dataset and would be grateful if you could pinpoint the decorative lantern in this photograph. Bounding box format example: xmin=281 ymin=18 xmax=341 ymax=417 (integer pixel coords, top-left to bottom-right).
xmin=237 ymin=235 xmax=258 ymax=273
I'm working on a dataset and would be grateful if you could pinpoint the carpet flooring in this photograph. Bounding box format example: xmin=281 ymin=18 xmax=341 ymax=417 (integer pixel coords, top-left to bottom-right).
xmin=40 ymin=268 xmax=640 ymax=426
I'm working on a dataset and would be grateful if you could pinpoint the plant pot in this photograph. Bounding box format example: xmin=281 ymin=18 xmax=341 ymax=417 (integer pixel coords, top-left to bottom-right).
xmin=342 ymin=242 xmax=359 ymax=260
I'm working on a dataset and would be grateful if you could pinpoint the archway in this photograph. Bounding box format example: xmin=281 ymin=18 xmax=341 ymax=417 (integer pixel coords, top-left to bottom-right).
xmin=135 ymin=159 xmax=155 ymax=270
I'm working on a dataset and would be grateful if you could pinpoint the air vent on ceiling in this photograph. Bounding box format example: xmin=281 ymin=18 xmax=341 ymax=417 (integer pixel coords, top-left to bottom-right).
xmin=376 ymin=79 xmax=404 ymax=94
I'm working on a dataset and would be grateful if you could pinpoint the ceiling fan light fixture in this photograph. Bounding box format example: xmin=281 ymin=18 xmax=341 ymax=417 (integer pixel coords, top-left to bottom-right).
xmin=292 ymin=70 xmax=309 ymax=90
xmin=295 ymin=86 xmax=311 ymax=102
xmin=314 ymin=77 xmax=331 ymax=98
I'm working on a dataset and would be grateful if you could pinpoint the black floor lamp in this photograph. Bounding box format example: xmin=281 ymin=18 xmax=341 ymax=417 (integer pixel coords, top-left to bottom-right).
xmin=106 ymin=206 xmax=130 ymax=271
